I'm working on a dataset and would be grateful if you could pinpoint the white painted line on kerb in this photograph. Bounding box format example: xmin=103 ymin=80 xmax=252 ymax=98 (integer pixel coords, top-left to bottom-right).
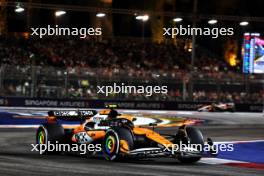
xmin=214 ymin=139 xmax=264 ymax=144
xmin=199 ymin=158 xmax=247 ymax=165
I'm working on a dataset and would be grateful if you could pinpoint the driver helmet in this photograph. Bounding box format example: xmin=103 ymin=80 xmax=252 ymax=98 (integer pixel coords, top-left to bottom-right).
xmin=108 ymin=109 xmax=118 ymax=119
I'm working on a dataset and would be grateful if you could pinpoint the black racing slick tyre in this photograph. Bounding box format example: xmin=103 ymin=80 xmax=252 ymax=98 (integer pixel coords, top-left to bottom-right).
xmin=36 ymin=123 xmax=65 ymax=155
xmin=178 ymin=127 xmax=204 ymax=163
xmin=102 ymin=127 xmax=134 ymax=161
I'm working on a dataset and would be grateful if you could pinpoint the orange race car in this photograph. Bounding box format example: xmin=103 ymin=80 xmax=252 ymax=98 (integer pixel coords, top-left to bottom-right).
xmin=36 ymin=106 xmax=214 ymax=163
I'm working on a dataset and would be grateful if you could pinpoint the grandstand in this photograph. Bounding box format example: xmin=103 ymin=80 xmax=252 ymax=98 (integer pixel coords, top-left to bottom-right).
xmin=0 ymin=0 xmax=263 ymax=104
xmin=0 ymin=36 xmax=262 ymax=103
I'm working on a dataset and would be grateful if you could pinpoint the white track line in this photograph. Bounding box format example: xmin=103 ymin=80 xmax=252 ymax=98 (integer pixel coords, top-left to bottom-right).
xmin=214 ymin=139 xmax=264 ymax=144
xmin=199 ymin=158 xmax=247 ymax=164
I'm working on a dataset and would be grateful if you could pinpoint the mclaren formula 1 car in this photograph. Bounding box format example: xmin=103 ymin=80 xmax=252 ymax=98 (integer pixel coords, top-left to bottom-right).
xmin=36 ymin=106 xmax=214 ymax=163
xmin=197 ymin=102 xmax=235 ymax=112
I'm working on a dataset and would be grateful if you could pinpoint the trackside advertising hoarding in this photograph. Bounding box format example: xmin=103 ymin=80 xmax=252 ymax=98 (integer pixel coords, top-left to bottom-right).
xmin=0 ymin=97 xmax=262 ymax=112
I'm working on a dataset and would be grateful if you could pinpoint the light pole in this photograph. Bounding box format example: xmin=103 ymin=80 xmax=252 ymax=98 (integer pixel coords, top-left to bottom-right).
xmin=135 ymin=15 xmax=149 ymax=42
xmin=189 ymin=0 xmax=198 ymax=101
xmin=54 ymin=10 xmax=66 ymax=25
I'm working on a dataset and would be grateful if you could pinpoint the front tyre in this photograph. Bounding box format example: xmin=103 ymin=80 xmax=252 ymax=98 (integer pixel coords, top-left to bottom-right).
xmin=102 ymin=127 xmax=134 ymax=161
xmin=102 ymin=129 xmax=120 ymax=160
xmin=178 ymin=127 xmax=204 ymax=163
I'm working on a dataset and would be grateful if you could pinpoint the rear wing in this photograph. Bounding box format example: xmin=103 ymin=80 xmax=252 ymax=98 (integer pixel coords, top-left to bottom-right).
xmin=48 ymin=110 xmax=97 ymax=121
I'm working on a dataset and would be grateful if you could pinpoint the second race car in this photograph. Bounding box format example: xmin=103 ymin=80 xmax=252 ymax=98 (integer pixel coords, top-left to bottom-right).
xmin=197 ymin=102 xmax=235 ymax=112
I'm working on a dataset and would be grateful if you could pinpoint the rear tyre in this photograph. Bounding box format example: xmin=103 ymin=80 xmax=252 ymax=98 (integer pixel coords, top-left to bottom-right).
xmin=36 ymin=123 xmax=65 ymax=155
xmin=102 ymin=127 xmax=134 ymax=161
xmin=178 ymin=127 xmax=204 ymax=163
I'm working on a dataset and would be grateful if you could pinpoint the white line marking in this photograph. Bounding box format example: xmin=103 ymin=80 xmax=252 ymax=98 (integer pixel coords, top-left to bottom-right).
xmin=121 ymin=110 xmax=139 ymax=113
xmin=199 ymin=158 xmax=247 ymax=164
xmin=213 ymin=139 xmax=264 ymax=144
xmin=149 ymin=111 xmax=168 ymax=114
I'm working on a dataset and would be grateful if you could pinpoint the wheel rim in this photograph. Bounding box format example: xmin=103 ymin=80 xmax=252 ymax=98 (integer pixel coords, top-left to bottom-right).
xmin=38 ymin=130 xmax=45 ymax=145
xmin=105 ymin=135 xmax=116 ymax=154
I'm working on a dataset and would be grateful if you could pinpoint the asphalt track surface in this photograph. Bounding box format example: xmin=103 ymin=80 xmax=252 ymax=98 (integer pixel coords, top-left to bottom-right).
xmin=0 ymin=111 xmax=264 ymax=176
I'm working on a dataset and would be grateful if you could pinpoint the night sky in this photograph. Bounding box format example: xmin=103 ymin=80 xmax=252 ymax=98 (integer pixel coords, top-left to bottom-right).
xmin=5 ymin=0 xmax=264 ymax=56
